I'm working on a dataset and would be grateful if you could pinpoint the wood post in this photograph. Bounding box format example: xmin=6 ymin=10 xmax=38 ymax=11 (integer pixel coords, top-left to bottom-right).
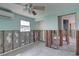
xmin=45 ymin=30 xmax=59 ymax=48
xmin=52 ymin=31 xmax=54 ymax=47
xmin=76 ymin=31 xmax=79 ymax=55
xmin=50 ymin=30 xmax=54 ymax=48
xmin=33 ymin=31 xmax=35 ymax=42
xmin=56 ymin=30 xmax=59 ymax=48
xmin=45 ymin=30 xmax=48 ymax=47
xmin=45 ymin=30 xmax=51 ymax=47
xmin=66 ymin=30 xmax=70 ymax=45
xmin=59 ymin=30 xmax=63 ymax=46
xmin=48 ymin=31 xmax=51 ymax=47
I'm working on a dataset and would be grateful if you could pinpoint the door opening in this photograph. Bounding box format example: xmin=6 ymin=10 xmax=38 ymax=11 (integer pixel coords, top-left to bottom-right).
xmin=58 ymin=13 xmax=76 ymax=55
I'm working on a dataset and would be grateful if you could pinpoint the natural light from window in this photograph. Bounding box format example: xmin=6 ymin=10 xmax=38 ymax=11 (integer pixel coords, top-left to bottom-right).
xmin=20 ymin=20 xmax=30 ymax=32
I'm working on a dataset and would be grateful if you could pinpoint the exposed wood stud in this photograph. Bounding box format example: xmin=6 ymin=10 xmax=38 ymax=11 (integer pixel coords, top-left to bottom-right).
xmin=59 ymin=30 xmax=63 ymax=46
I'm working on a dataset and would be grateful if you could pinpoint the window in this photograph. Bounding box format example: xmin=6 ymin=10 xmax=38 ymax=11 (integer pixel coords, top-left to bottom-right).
xmin=20 ymin=20 xmax=30 ymax=32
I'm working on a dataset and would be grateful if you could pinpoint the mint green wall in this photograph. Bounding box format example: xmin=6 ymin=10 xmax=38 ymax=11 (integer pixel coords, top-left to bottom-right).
xmin=14 ymin=14 xmax=36 ymax=30
xmin=0 ymin=13 xmax=36 ymax=30
xmin=36 ymin=5 xmax=78 ymax=30
xmin=39 ymin=15 xmax=58 ymax=30
xmin=1 ymin=4 xmax=79 ymax=31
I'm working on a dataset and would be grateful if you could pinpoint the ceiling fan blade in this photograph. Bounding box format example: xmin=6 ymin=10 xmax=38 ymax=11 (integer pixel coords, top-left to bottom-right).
xmin=33 ymin=6 xmax=45 ymax=10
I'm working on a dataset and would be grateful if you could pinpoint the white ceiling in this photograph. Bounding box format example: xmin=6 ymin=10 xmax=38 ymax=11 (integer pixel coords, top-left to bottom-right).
xmin=0 ymin=3 xmax=79 ymax=19
xmin=0 ymin=3 xmax=47 ymax=18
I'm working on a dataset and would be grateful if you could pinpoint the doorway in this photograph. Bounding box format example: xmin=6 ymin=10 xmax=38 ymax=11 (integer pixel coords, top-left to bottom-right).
xmin=58 ymin=13 xmax=76 ymax=55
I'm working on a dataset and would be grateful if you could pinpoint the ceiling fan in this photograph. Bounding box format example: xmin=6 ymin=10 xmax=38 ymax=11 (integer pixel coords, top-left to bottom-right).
xmin=16 ymin=3 xmax=45 ymax=15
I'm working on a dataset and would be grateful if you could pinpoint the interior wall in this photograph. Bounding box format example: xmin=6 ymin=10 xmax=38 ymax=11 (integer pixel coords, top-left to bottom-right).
xmin=36 ymin=15 xmax=58 ymax=30
xmin=0 ymin=13 xmax=36 ymax=30
xmin=35 ymin=4 xmax=79 ymax=30
xmin=35 ymin=5 xmax=79 ymax=55
xmin=35 ymin=5 xmax=79 ymax=42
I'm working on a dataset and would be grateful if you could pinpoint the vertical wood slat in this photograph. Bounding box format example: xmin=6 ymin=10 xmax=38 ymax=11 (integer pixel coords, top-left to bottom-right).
xmin=33 ymin=30 xmax=40 ymax=42
xmin=38 ymin=31 xmax=40 ymax=41
xmin=33 ymin=31 xmax=35 ymax=42
xmin=29 ymin=31 xmax=32 ymax=43
xmin=18 ymin=31 xmax=21 ymax=47
xmin=35 ymin=31 xmax=36 ymax=41
xmin=48 ymin=30 xmax=50 ymax=47
xmin=65 ymin=30 xmax=70 ymax=45
xmin=35 ymin=31 xmax=38 ymax=41
xmin=35 ymin=31 xmax=37 ymax=41
xmin=12 ymin=31 xmax=14 ymax=49
xmin=0 ymin=31 xmax=4 ymax=53
xmin=59 ymin=30 xmax=63 ymax=46
xmin=3 ymin=31 xmax=5 ymax=53
xmin=37 ymin=31 xmax=39 ymax=41
xmin=50 ymin=30 xmax=52 ymax=48
xmin=45 ymin=30 xmax=48 ymax=47
xmin=45 ymin=30 xmax=59 ymax=48
xmin=76 ymin=31 xmax=79 ymax=55
xmin=56 ymin=30 xmax=59 ymax=48
xmin=51 ymin=30 xmax=54 ymax=48
xmin=45 ymin=30 xmax=47 ymax=47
